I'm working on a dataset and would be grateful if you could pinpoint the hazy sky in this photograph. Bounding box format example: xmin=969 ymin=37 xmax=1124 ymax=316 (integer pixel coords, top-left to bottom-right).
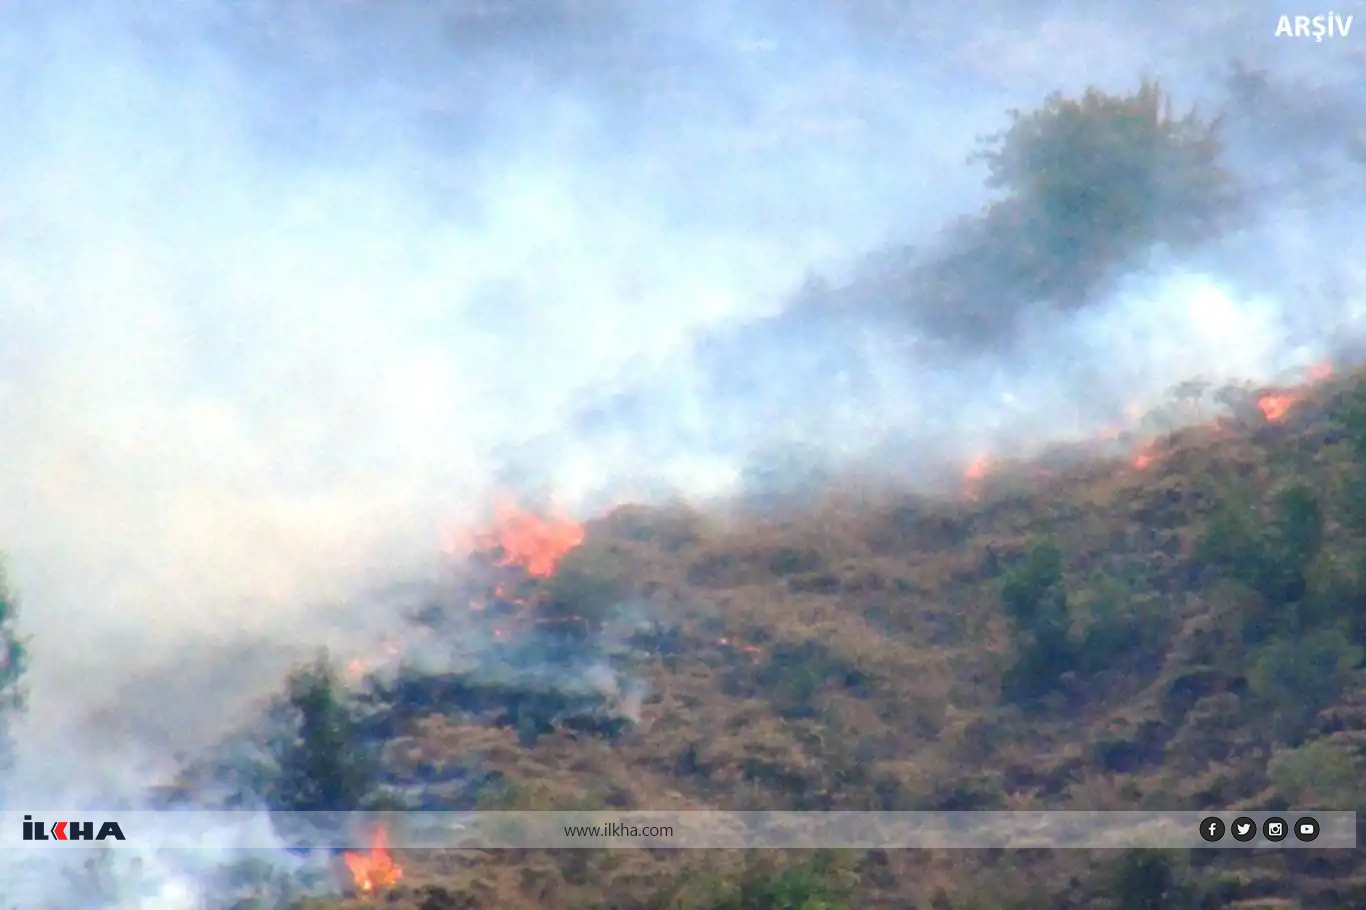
xmin=0 ymin=0 xmax=1362 ymax=805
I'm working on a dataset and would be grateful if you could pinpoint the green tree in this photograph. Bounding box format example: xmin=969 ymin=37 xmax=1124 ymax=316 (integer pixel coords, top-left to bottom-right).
xmin=0 ymin=558 xmax=29 ymax=780
xmin=1248 ymin=629 xmax=1362 ymax=743
xmin=1112 ymin=851 xmax=1192 ymax=910
xmin=1198 ymin=484 xmax=1326 ymax=641
xmin=1268 ymin=739 xmax=1362 ymax=808
xmin=972 ymin=79 xmax=1235 ymax=306
xmin=268 ymin=652 xmax=375 ymax=813
xmin=1000 ymin=539 xmax=1077 ymax=700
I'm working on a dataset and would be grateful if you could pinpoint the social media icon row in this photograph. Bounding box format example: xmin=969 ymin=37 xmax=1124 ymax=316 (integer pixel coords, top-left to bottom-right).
xmin=1200 ymin=816 xmax=1319 ymax=843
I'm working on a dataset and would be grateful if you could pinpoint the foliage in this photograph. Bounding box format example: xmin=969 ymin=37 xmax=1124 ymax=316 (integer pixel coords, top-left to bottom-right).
xmin=268 ymin=652 xmax=378 ymax=814
xmin=1332 ymin=381 xmax=1366 ymax=466
xmin=0 ymin=559 xmax=29 ymax=781
xmin=1268 ymin=739 xmax=1363 ymax=808
xmin=1247 ymin=629 xmax=1362 ymax=743
xmin=972 ymin=80 xmax=1234 ymax=303
xmin=1111 ymin=850 xmax=1195 ymax=910
xmin=1072 ymin=571 xmax=1170 ymax=675
xmin=544 ymin=543 xmax=629 ymax=630
xmin=1197 ymin=483 xmax=1326 ymax=642
xmin=690 ymin=856 xmax=849 ymax=910
xmin=873 ymin=81 xmax=1236 ymax=348
xmin=754 ymin=639 xmax=874 ymax=719
xmin=1331 ymin=382 xmax=1366 ymax=540
xmin=999 ymin=539 xmax=1078 ymax=700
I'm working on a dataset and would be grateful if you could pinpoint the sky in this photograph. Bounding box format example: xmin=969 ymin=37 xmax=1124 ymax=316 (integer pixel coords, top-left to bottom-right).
xmin=0 ymin=0 xmax=1362 ymax=848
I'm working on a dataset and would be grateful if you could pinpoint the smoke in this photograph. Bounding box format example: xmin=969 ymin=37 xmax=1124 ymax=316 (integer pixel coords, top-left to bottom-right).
xmin=0 ymin=1 xmax=1363 ymax=898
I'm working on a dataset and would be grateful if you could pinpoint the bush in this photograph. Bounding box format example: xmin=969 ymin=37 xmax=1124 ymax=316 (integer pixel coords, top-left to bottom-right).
xmin=1198 ymin=484 xmax=1326 ymax=641
xmin=1247 ymin=629 xmax=1362 ymax=743
xmin=268 ymin=652 xmax=378 ymax=814
xmin=0 ymin=559 xmax=28 ymax=782
xmin=999 ymin=539 xmax=1078 ymax=701
xmin=1111 ymin=850 xmax=1194 ymax=910
xmin=691 ymin=856 xmax=849 ymax=910
xmin=1073 ymin=571 xmax=1171 ymax=675
xmin=870 ymin=81 xmax=1236 ymax=348
xmin=973 ymin=80 xmax=1234 ymax=303
xmin=1332 ymin=380 xmax=1366 ymax=467
xmin=1268 ymin=739 xmax=1363 ymax=808
xmin=542 ymin=543 xmax=629 ymax=631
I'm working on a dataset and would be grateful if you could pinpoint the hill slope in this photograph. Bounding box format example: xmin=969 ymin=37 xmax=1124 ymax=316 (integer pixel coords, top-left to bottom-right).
xmin=294 ymin=368 xmax=1366 ymax=910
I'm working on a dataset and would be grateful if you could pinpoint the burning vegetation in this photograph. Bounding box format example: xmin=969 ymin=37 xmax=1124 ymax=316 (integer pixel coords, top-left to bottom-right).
xmin=137 ymin=369 xmax=1366 ymax=910
xmin=959 ymin=361 xmax=1337 ymax=489
xmin=72 ymin=68 xmax=1366 ymax=909
xmin=342 ymin=826 xmax=403 ymax=896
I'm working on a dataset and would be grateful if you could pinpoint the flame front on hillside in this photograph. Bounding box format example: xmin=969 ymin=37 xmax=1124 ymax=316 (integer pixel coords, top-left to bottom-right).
xmin=342 ymin=499 xmax=589 ymax=684
xmin=960 ymin=361 xmax=1338 ymax=485
xmin=1255 ymin=361 xmax=1333 ymax=423
xmin=460 ymin=498 xmax=585 ymax=577
xmin=342 ymin=825 xmax=403 ymax=896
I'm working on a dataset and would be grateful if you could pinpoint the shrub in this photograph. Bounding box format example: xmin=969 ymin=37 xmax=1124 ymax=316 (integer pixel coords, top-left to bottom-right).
xmin=1268 ymin=739 xmax=1363 ymax=808
xmin=972 ymin=80 xmax=1234 ymax=305
xmin=1111 ymin=851 xmax=1190 ymax=910
xmin=870 ymin=81 xmax=1236 ymax=348
xmin=1332 ymin=380 xmax=1366 ymax=466
xmin=691 ymin=855 xmax=849 ymax=910
xmin=268 ymin=652 xmax=378 ymax=814
xmin=1073 ymin=571 xmax=1171 ymax=675
xmin=0 ymin=559 xmax=28 ymax=782
xmin=1331 ymin=381 xmax=1366 ymax=538
xmin=542 ymin=543 xmax=629 ymax=631
xmin=999 ymin=539 xmax=1078 ymax=701
xmin=754 ymin=640 xmax=874 ymax=719
xmin=1247 ymin=629 xmax=1362 ymax=743
xmin=1198 ymin=484 xmax=1326 ymax=641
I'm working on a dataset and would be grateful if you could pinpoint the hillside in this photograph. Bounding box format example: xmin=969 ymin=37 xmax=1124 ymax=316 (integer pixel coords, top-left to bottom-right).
xmin=235 ymin=365 xmax=1366 ymax=910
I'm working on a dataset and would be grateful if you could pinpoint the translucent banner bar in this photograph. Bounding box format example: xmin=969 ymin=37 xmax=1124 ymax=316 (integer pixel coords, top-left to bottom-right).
xmin=0 ymin=811 xmax=1355 ymax=849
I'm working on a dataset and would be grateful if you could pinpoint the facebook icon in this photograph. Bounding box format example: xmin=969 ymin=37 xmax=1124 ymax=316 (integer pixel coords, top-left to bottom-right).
xmin=1199 ymin=817 xmax=1227 ymax=842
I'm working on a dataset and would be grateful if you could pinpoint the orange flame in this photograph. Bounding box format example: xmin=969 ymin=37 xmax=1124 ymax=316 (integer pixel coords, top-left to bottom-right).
xmin=1257 ymin=392 xmax=1298 ymax=423
xmin=1129 ymin=437 xmax=1166 ymax=470
xmin=344 ymin=639 xmax=403 ymax=683
xmin=1257 ymin=361 xmax=1334 ymax=423
xmin=962 ymin=455 xmax=993 ymax=498
xmin=343 ymin=826 xmax=402 ymax=895
xmin=464 ymin=499 xmax=585 ymax=577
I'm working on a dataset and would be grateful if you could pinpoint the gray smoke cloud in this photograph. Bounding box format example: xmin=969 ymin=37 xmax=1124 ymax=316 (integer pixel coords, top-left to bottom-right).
xmin=0 ymin=2 xmax=1363 ymax=900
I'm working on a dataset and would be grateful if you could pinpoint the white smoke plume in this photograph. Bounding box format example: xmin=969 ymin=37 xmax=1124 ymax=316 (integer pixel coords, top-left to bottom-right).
xmin=0 ymin=0 xmax=1363 ymax=902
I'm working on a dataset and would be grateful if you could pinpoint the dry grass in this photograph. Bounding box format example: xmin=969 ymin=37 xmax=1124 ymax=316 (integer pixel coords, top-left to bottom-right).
xmin=304 ymin=370 xmax=1366 ymax=910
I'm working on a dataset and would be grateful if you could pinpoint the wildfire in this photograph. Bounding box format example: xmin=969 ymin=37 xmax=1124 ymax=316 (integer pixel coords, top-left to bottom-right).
xmin=1257 ymin=361 xmax=1334 ymax=424
xmin=1256 ymin=392 xmax=1297 ymax=422
xmin=1131 ymin=443 xmax=1159 ymax=471
xmin=344 ymin=639 xmax=403 ymax=683
xmin=461 ymin=499 xmax=585 ymax=577
xmin=963 ymin=455 xmax=993 ymax=498
xmin=1307 ymin=361 xmax=1334 ymax=382
xmin=955 ymin=360 xmax=1339 ymax=487
xmin=342 ymin=826 xmax=402 ymax=896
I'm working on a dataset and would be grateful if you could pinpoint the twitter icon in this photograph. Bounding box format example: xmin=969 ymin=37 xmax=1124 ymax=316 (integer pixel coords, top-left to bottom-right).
xmin=1231 ymin=817 xmax=1257 ymax=842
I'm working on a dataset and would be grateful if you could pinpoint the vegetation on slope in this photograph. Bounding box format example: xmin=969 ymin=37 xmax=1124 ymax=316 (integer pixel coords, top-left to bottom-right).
xmin=847 ymin=79 xmax=1238 ymax=348
xmin=257 ymin=370 xmax=1366 ymax=910
xmin=236 ymin=80 xmax=1366 ymax=910
xmin=0 ymin=559 xmax=28 ymax=784
xmin=15 ymin=79 xmax=1366 ymax=910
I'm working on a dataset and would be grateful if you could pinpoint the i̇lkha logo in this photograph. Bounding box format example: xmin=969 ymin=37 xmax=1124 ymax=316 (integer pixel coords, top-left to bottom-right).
xmin=23 ymin=815 xmax=126 ymax=842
